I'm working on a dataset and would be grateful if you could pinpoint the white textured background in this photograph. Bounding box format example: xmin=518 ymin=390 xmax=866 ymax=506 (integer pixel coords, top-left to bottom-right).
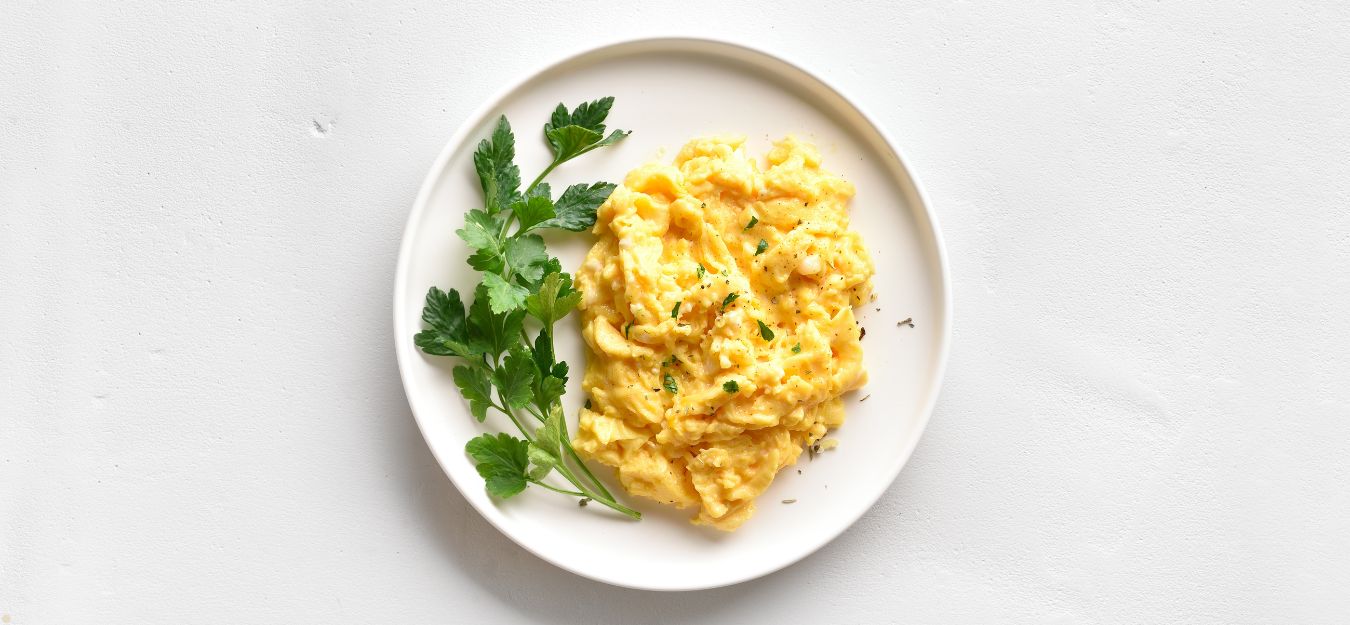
xmin=3 ymin=2 xmax=1348 ymax=623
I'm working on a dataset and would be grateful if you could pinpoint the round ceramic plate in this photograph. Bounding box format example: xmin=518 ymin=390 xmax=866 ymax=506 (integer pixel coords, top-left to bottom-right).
xmin=394 ymin=37 xmax=950 ymax=591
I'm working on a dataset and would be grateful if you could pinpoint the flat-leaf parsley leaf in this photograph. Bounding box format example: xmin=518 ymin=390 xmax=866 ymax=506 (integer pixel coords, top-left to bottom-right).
xmin=465 ymin=433 xmax=530 ymax=498
xmin=472 ymin=117 xmax=522 ymax=213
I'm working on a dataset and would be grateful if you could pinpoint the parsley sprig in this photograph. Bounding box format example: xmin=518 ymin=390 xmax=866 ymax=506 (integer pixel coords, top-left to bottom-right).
xmin=415 ymin=98 xmax=639 ymax=519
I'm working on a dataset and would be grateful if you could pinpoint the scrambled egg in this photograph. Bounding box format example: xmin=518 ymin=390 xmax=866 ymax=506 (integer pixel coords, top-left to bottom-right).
xmin=573 ymin=136 xmax=874 ymax=530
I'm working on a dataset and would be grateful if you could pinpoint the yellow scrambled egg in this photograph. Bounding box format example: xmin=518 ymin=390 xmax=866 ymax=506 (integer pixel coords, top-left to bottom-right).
xmin=573 ymin=136 xmax=874 ymax=530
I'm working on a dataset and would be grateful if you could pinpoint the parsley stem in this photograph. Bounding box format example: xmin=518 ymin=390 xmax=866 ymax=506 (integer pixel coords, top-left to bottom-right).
xmin=497 ymin=211 xmax=516 ymax=240
xmin=540 ymin=327 xmax=616 ymax=501
xmin=563 ymin=434 xmax=613 ymax=500
xmin=580 ymin=487 xmax=641 ymax=519
xmin=528 ymin=480 xmax=586 ymax=497
xmin=497 ymin=400 xmax=534 ymax=442
xmin=526 ymin=160 xmax=561 ymax=194
xmin=556 ymin=463 xmax=640 ymax=519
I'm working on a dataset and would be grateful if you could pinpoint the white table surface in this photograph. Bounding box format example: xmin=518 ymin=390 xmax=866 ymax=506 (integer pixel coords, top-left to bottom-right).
xmin=4 ymin=2 xmax=1348 ymax=623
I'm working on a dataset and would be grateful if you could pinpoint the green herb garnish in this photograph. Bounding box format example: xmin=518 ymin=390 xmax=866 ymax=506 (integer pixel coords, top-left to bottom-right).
xmin=663 ymin=372 xmax=678 ymax=394
xmin=755 ymin=239 xmax=768 ymax=256
xmin=721 ymin=292 xmax=739 ymax=311
xmin=671 ymin=301 xmax=682 ymax=319
xmin=757 ymin=319 xmax=775 ymax=341
xmin=696 ymin=264 xmax=707 ymax=280
xmin=624 ymin=321 xmax=633 ymax=339
xmin=744 ymin=215 xmax=759 ymax=231
xmin=791 ymin=343 xmax=802 ymax=353
xmin=723 ymin=380 xmax=739 ymax=393
xmin=415 ymin=98 xmax=639 ymax=520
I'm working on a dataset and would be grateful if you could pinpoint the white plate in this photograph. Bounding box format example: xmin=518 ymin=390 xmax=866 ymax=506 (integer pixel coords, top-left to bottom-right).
xmin=394 ymin=37 xmax=950 ymax=591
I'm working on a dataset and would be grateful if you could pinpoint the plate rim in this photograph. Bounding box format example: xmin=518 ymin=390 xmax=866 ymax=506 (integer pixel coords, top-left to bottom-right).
xmin=393 ymin=34 xmax=952 ymax=591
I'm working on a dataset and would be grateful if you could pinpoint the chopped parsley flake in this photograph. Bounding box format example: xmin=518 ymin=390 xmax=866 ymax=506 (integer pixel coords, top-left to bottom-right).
xmin=723 ymin=380 xmax=739 ymax=393
xmin=662 ymin=372 xmax=678 ymax=394
xmin=744 ymin=215 xmax=758 ymax=231
xmin=671 ymin=301 xmax=681 ymax=318
xmin=721 ymin=292 xmax=739 ymax=311
xmin=755 ymin=239 xmax=768 ymax=256
xmin=792 ymin=343 xmax=802 ymax=353
xmin=757 ymin=320 xmax=775 ymax=341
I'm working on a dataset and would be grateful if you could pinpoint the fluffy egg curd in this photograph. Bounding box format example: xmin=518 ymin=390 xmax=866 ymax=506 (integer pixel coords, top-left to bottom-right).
xmin=572 ymin=136 xmax=875 ymax=530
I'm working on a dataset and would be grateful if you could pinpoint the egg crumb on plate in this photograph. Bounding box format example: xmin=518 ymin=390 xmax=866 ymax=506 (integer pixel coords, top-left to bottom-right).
xmin=573 ymin=135 xmax=875 ymax=530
